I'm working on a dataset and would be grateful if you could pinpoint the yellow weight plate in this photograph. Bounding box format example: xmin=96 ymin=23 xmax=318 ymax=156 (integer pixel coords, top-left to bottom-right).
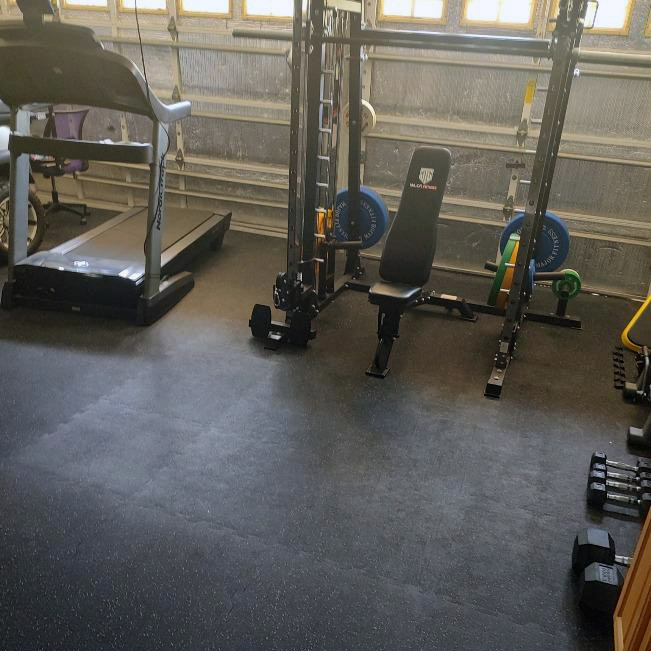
xmin=496 ymin=241 xmax=520 ymax=310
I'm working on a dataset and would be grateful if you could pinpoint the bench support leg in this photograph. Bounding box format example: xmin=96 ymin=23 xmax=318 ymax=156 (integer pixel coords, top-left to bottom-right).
xmin=367 ymin=308 xmax=403 ymax=378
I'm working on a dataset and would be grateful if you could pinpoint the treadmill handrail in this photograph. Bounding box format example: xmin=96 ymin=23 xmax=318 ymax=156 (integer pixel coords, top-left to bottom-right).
xmin=10 ymin=134 xmax=154 ymax=164
xmin=162 ymin=101 xmax=192 ymax=123
xmin=0 ymin=22 xmax=191 ymax=123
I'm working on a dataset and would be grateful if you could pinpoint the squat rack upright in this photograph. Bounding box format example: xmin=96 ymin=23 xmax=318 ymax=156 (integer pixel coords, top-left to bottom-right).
xmin=235 ymin=0 xmax=651 ymax=399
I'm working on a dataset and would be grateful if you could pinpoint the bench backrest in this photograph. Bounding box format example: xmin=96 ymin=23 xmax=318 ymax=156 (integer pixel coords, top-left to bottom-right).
xmin=379 ymin=147 xmax=451 ymax=287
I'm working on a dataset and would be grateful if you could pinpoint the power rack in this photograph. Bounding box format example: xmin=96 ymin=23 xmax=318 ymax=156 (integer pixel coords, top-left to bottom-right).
xmin=235 ymin=1 xmax=651 ymax=398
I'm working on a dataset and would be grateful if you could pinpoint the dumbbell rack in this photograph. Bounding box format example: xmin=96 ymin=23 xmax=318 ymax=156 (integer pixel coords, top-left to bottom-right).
xmin=588 ymin=452 xmax=651 ymax=519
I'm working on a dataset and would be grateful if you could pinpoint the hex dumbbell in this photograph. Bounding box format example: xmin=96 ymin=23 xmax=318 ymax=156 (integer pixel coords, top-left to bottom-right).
xmin=587 ymin=481 xmax=651 ymax=517
xmin=572 ymin=528 xmax=632 ymax=575
xmin=591 ymin=463 xmax=651 ymax=486
xmin=588 ymin=469 xmax=651 ymax=496
xmin=572 ymin=528 xmax=631 ymax=615
xmin=578 ymin=563 xmax=625 ymax=614
xmin=591 ymin=452 xmax=651 ymax=476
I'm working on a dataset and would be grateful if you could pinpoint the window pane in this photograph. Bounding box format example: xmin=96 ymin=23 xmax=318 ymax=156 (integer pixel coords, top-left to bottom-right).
xmin=246 ymin=0 xmax=293 ymax=16
xmin=66 ymin=0 xmax=107 ymax=6
xmin=498 ymin=0 xmax=530 ymax=24
xmin=121 ymin=0 xmax=166 ymax=10
xmin=182 ymin=0 xmax=228 ymax=12
xmin=466 ymin=0 xmax=532 ymax=24
xmin=383 ymin=0 xmax=443 ymax=19
xmin=592 ymin=0 xmax=630 ymax=30
xmin=411 ymin=0 xmax=443 ymax=19
xmin=382 ymin=0 xmax=405 ymax=16
xmin=466 ymin=0 xmax=499 ymax=22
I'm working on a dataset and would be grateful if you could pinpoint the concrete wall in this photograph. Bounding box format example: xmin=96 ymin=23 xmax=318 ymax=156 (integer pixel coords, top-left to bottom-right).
xmin=1 ymin=0 xmax=650 ymax=296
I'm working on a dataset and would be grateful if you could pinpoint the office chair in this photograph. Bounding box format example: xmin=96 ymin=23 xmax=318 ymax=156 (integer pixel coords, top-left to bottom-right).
xmin=31 ymin=105 xmax=90 ymax=225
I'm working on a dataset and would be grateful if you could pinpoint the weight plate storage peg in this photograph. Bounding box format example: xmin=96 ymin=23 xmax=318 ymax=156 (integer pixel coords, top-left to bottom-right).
xmin=488 ymin=233 xmax=519 ymax=307
xmin=499 ymin=211 xmax=570 ymax=272
xmin=334 ymin=186 xmax=389 ymax=250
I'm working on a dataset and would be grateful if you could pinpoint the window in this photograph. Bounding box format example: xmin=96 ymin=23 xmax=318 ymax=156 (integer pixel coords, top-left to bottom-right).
xmin=551 ymin=0 xmax=633 ymax=35
xmin=243 ymin=0 xmax=307 ymax=20
xmin=243 ymin=0 xmax=306 ymax=19
xmin=379 ymin=0 xmax=446 ymax=23
xmin=462 ymin=0 xmax=534 ymax=28
xmin=62 ymin=0 xmax=107 ymax=8
xmin=119 ymin=0 xmax=167 ymax=12
xmin=586 ymin=0 xmax=633 ymax=33
xmin=179 ymin=0 xmax=229 ymax=14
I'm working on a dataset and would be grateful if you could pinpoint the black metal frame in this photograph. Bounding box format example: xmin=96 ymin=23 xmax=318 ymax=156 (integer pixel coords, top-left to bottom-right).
xmin=249 ymin=0 xmax=367 ymax=348
xmin=485 ymin=0 xmax=588 ymax=399
xmin=243 ymin=0 xmax=592 ymax=397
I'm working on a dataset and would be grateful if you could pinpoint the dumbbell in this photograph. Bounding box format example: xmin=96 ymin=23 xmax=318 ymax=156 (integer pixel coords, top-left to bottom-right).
xmin=587 ymin=481 xmax=651 ymax=517
xmin=591 ymin=463 xmax=651 ymax=486
xmin=588 ymin=469 xmax=651 ymax=496
xmin=578 ymin=563 xmax=625 ymax=614
xmin=591 ymin=452 xmax=651 ymax=476
xmin=571 ymin=528 xmax=632 ymax=575
xmin=572 ymin=528 xmax=631 ymax=614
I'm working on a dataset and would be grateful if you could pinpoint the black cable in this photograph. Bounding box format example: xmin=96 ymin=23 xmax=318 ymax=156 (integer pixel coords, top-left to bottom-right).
xmin=134 ymin=0 xmax=151 ymax=104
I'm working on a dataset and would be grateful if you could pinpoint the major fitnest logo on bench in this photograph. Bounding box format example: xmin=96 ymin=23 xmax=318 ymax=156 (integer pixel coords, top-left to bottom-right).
xmin=411 ymin=167 xmax=438 ymax=191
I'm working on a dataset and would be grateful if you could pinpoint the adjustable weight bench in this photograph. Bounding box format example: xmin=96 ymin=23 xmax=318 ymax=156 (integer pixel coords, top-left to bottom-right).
xmin=366 ymin=147 xmax=475 ymax=377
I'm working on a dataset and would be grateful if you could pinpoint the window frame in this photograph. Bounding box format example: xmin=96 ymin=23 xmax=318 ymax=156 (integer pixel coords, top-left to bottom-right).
xmin=61 ymin=0 xmax=108 ymax=11
xmin=177 ymin=0 xmax=230 ymax=18
xmin=118 ymin=0 xmax=168 ymax=15
xmin=377 ymin=0 xmax=447 ymax=25
xmin=460 ymin=0 xmax=536 ymax=31
xmin=550 ymin=0 xmax=634 ymax=36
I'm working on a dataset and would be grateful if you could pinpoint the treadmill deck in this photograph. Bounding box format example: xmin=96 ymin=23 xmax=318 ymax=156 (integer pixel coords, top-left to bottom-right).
xmin=9 ymin=206 xmax=231 ymax=318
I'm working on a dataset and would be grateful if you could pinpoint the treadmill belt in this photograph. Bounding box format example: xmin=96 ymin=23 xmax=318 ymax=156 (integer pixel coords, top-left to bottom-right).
xmin=60 ymin=207 xmax=217 ymax=263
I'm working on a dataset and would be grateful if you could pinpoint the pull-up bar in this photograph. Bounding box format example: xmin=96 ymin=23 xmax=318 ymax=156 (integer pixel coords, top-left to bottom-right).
xmin=347 ymin=29 xmax=552 ymax=58
xmin=233 ymin=27 xmax=552 ymax=58
xmin=233 ymin=27 xmax=651 ymax=70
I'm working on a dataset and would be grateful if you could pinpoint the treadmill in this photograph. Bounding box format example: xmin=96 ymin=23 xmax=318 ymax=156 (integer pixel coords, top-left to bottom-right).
xmin=0 ymin=0 xmax=231 ymax=324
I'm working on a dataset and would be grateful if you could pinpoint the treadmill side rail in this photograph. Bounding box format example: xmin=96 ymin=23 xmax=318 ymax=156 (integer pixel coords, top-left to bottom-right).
xmin=136 ymin=272 xmax=194 ymax=325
